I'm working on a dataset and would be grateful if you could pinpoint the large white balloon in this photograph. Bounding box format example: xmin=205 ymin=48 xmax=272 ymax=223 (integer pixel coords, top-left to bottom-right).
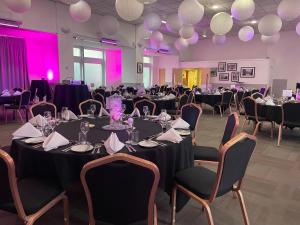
xmin=60 ymin=0 xmax=80 ymax=4
xmin=296 ymin=22 xmax=300 ymax=36
xmin=231 ymin=0 xmax=255 ymax=21
xmin=69 ymin=0 xmax=91 ymax=23
xmin=4 ymin=0 xmax=31 ymax=13
xmin=166 ymin=14 xmax=183 ymax=32
xmin=150 ymin=31 xmax=164 ymax=43
xmin=277 ymin=0 xmax=300 ymax=21
xmin=99 ymin=15 xmax=120 ymax=36
xmin=261 ymin=33 xmax=281 ymax=44
xmin=179 ymin=25 xmax=195 ymax=39
xmin=212 ymin=35 xmax=226 ymax=45
xmin=210 ymin=12 xmax=233 ymax=35
xmin=238 ymin=26 xmax=254 ymax=42
xmin=258 ymin=14 xmax=282 ymax=36
xmin=187 ymin=32 xmax=199 ymax=45
xmin=178 ymin=0 xmax=204 ymax=25
xmin=175 ymin=38 xmax=189 ymax=51
xmin=137 ymin=0 xmax=157 ymax=4
xmin=144 ymin=13 xmax=161 ymax=31
xmin=115 ymin=0 xmax=144 ymax=21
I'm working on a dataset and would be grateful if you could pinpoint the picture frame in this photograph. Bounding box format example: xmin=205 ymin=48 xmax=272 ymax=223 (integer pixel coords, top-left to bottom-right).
xmin=210 ymin=68 xmax=218 ymax=77
xmin=137 ymin=62 xmax=143 ymax=73
xmin=219 ymin=73 xmax=229 ymax=81
xmin=231 ymin=72 xmax=240 ymax=82
xmin=240 ymin=67 xmax=255 ymax=78
xmin=227 ymin=63 xmax=238 ymax=71
xmin=218 ymin=62 xmax=226 ymax=72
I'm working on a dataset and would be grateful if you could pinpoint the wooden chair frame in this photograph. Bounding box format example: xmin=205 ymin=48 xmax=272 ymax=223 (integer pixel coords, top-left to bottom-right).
xmin=0 ymin=149 xmax=69 ymax=225
xmin=80 ymin=153 xmax=160 ymax=225
xmin=235 ymin=91 xmax=245 ymax=115
xmin=251 ymin=92 xmax=264 ymax=100
xmin=29 ymin=102 xmax=57 ymax=119
xmin=216 ymin=91 xmax=233 ymax=117
xmin=171 ymin=133 xmax=256 ymax=225
xmin=93 ymin=93 xmax=106 ymax=108
xmin=79 ymin=99 xmax=103 ymax=116
xmin=134 ymin=99 xmax=157 ymax=116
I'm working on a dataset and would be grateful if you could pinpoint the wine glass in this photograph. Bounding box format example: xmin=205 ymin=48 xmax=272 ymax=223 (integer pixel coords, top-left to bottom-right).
xmin=61 ymin=107 xmax=68 ymax=121
xmin=122 ymin=104 xmax=127 ymax=120
xmin=143 ymin=106 xmax=149 ymax=118
xmin=80 ymin=121 xmax=90 ymax=144
xmin=44 ymin=111 xmax=52 ymax=122
xmin=90 ymin=104 xmax=96 ymax=118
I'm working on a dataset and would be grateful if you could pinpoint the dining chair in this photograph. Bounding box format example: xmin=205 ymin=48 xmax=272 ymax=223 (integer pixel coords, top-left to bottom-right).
xmin=236 ymin=91 xmax=245 ymax=115
xmin=95 ymin=88 xmax=106 ymax=97
xmin=111 ymin=90 xmax=121 ymax=95
xmin=194 ymin=112 xmax=239 ymax=164
xmin=215 ymin=91 xmax=233 ymax=117
xmin=184 ymin=90 xmax=191 ymax=96
xmin=80 ymin=153 xmax=160 ymax=225
xmin=181 ymin=103 xmax=202 ymax=145
xmin=187 ymin=92 xmax=195 ymax=103
xmin=134 ymin=99 xmax=156 ymax=116
xmin=133 ymin=96 xmax=150 ymax=104
xmin=277 ymin=102 xmax=300 ymax=146
xmin=127 ymin=87 xmax=135 ymax=94
xmin=251 ymin=92 xmax=264 ymax=99
xmin=171 ymin=133 xmax=256 ymax=225
xmin=30 ymin=102 xmax=57 ymax=119
xmin=5 ymin=90 xmax=31 ymax=123
xmin=93 ymin=93 xmax=106 ymax=108
xmin=79 ymin=99 xmax=103 ymax=115
xmin=167 ymin=94 xmax=188 ymax=118
xmin=241 ymin=97 xmax=273 ymax=137
xmin=0 ymin=149 xmax=69 ymax=225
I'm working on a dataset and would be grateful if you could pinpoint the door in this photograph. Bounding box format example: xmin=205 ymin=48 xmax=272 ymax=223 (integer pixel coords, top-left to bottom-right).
xmin=172 ymin=68 xmax=182 ymax=85
xmin=159 ymin=69 xmax=165 ymax=85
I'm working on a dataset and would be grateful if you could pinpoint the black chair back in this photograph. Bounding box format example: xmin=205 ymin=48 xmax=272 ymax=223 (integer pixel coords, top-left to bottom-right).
xmin=242 ymin=97 xmax=256 ymax=118
xmin=127 ymin=87 xmax=135 ymax=94
xmin=221 ymin=91 xmax=233 ymax=105
xmin=93 ymin=93 xmax=105 ymax=107
xmin=133 ymin=96 xmax=149 ymax=104
xmin=221 ymin=113 xmax=239 ymax=146
xmin=282 ymin=102 xmax=300 ymax=124
xmin=251 ymin=89 xmax=259 ymax=94
xmin=251 ymin=92 xmax=263 ymax=99
xmin=178 ymin=94 xmax=188 ymax=109
xmin=95 ymin=88 xmax=106 ymax=96
xmin=81 ymin=154 xmax=159 ymax=225
xmin=236 ymin=91 xmax=245 ymax=105
xmin=187 ymin=92 xmax=194 ymax=103
xmin=79 ymin=99 xmax=102 ymax=115
xmin=19 ymin=91 xmax=31 ymax=107
xmin=30 ymin=102 xmax=57 ymax=118
xmin=181 ymin=103 xmax=202 ymax=131
xmin=134 ymin=100 xmax=156 ymax=115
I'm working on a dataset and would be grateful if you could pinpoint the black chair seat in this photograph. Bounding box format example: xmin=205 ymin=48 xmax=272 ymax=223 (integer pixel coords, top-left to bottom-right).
xmin=96 ymin=220 xmax=147 ymax=225
xmin=175 ymin=167 xmax=231 ymax=200
xmin=193 ymin=146 xmax=219 ymax=161
xmin=0 ymin=178 xmax=63 ymax=215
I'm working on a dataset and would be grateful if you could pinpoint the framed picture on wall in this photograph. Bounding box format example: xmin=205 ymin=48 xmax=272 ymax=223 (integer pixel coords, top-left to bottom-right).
xmin=227 ymin=63 xmax=238 ymax=71
xmin=218 ymin=62 xmax=226 ymax=72
xmin=219 ymin=73 xmax=229 ymax=81
xmin=240 ymin=67 xmax=255 ymax=78
xmin=137 ymin=62 xmax=143 ymax=73
xmin=231 ymin=72 xmax=240 ymax=82
xmin=210 ymin=68 xmax=218 ymax=77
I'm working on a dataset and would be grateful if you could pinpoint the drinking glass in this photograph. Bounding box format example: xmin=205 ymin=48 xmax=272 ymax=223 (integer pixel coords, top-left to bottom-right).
xmin=44 ymin=111 xmax=52 ymax=122
xmin=43 ymin=124 xmax=53 ymax=137
xmin=131 ymin=130 xmax=139 ymax=145
xmin=80 ymin=121 xmax=90 ymax=144
xmin=122 ymin=104 xmax=127 ymax=120
xmin=61 ymin=107 xmax=68 ymax=121
xmin=87 ymin=109 xmax=93 ymax=118
xmin=78 ymin=132 xmax=86 ymax=144
xmin=90 ymin=104 xmax=96 ymax=118
xmin=143 ymin=106 xmax=149 ymax=118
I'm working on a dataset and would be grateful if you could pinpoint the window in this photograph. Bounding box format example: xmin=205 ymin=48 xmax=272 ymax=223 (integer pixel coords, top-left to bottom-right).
xmin=73 ymin=47 xmax=105 ymax=88
xmin=143 ymin=56 xmax=153 ymax=88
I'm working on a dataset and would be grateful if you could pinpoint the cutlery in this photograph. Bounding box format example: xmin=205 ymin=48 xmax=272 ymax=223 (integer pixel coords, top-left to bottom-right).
xmin=125 ymin=144 xmax=132 ymax=153
xmin=62 ymin=146 xmax=72 ymax=152
xmin=32 ymin=143 xmax=43 ymax=148
xmin=127 ymin=144 xmax=137 ymax=152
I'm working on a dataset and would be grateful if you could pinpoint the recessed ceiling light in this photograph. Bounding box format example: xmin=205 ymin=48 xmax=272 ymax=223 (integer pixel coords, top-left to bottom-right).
xmin=202 ymin=34 xmax=207 ymax=38
xmin=161 ymin=20 xmax=167 ymax=24
xmin=250 ymin=20 xmax=258 ymax=24
xmin=211 ymin=5 xmax=220 ymax=10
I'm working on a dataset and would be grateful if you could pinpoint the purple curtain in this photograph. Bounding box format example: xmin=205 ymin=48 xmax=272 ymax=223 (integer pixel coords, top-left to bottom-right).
xmin=0 ymin=36 xmax=29 ymax=91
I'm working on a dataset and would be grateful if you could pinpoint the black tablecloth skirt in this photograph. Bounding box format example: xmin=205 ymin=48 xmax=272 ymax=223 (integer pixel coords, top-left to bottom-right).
xmin=10 ymin=118 xmax=193 ymax=211
xmin=0 ymin=95 xmax=19 ymax=105
xmin=30 ymin=80 xmax=52 ymax=101
xmin=195 ymin=94 xmax=222 ymax=107
xmin=53 ymin=84 xmax=90 ymax=115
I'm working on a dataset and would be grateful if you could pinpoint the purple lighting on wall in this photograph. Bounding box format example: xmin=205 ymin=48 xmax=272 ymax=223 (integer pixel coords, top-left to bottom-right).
xmin=106 ymin=49 xmax=122 ymax=86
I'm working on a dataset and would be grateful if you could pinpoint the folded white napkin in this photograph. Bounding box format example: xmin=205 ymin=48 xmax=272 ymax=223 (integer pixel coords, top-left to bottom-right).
xmin=104 ymin=132 xmax=125 ymax=155
xmin=255 ymin=97 xmax=265 ymax=104
xmin=130 ymin=108 xmax=141 ymax=117
xmin=12 ymin=122 xmax=43 ymax=139
xmin=156 ymin=112 xmax=171 ymax=121
xmin=42 ymin=131 xmax=69 ymax=151
xmin=29 ymin=114 xmax=47 ymax=127
xmin=68 ymin=110 xmax=78 ymax=120
xmin=99 ymin=107 xmax=110 ymax=117
xmin=2 ymin=89 xmax=9 ymax=94
xmin=264 ymin=96 xmax=272 ymax=101
xmin=265 ymin=100 xmax=275 ymax=106
xmin=1 ymin=92 xmax=11 ymax=96
xmin=13 ymin=91 xmax=22 ymax=96
xmin=157 ymin=128 xmax=183 ymax=143
xmin=172 ymin=117 xmax=190 ymax=129
xmin=290 ymin=97 xmax=296 ymax=101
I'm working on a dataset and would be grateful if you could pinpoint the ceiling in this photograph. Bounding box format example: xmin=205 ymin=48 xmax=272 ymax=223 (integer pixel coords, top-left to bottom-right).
xmin=57 ymin=0 xmax=299 ymax=38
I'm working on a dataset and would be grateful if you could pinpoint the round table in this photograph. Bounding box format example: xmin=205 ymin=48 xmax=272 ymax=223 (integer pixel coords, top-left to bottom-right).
xmin=195 ymin=94 xmax=222 ymax=107
xmin=10 ymin=117 xmax=193 ymax=210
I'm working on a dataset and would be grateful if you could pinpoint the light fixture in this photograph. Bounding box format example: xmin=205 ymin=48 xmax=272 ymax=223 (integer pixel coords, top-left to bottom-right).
xmin=0 ymin=19 xmax=22 ymax=28
xmin=100 ymin=38 xmax=118 ymax=45
xmin=161 ymin=20 xmax=167 ymax=24
xmin=211 ymin=5 xmax=220 ymax=10
xmin=250 ymin=20 xmax=257 ymax=24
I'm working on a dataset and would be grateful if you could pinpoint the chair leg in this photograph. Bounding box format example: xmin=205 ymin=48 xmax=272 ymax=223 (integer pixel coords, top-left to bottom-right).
xmin=270 ymin=122 xmax=274 ymax=139
xmin=277 ymin=125 xmax=282 ymax=147
xmin=63 ymin=195 xmax=69 ymax=225
xmin=203 ymin=202 xmax=215 ymax=225
xmin=218 ymin=106 xmax=222 ymax=117
xmin=5 ymin=108 xmax=7 ymax=123
xmin=253 ymin=122 xmax=261 ymax=136
xmin=17 ymin=110 xmax=24 ymax=123
xmin=236 ymin=190 xmax=250 ymax=225
xmin=171 ymin=186 xmax=177 ymax=225
xmin=241 ymin=119 xmax=247 ymax=132
xmin=154 ymin=204 xmax=158 ymax=225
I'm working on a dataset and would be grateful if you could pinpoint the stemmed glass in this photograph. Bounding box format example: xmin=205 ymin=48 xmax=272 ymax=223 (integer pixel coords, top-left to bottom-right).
xmin=80 ymin=121 xmax=90 ymax=144
xmin=122 ymin=104 xmax=127 ymax=120
xmin=159 ymin=109 xmax=168 ymax=132
xmin=143 ymin=106 xmax=149 ymax=119
xmin=44 ymin=111 xmax=52 ymax=122
xmin=126 ymin=117 xmax=134 ymax=144
xmin=90 ymin=104 xmax=96 ymax=118
xmin=61 ymin=107 xmax=68 ymax=121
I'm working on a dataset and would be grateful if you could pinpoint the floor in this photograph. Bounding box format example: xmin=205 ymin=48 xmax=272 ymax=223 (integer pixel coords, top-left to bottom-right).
xmin=0 ymin=108 xmax=300 ymax=225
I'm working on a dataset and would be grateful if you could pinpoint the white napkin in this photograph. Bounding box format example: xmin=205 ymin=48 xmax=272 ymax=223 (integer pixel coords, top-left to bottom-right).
xmin=12 ymin=122 xmax=43 ymax=139
xmin=255 ymin=97 xmax=265 ymax=104
xmin=290 ymin=97 xmax=296 ymax=101
xmin=13 ymin=91 xmax=22 ymax=96
xmin=172 ymin=117 xmax=190 ymax=129
xmin=265 ymin=100 xmax=275 ymax=106
xmin=1 ymin=92 xmax=11 ymax=96
xmin=130 ymin=108 xmax=141 ymax=117
xmin=99 ymin=107 xmax=110 ymax=117
xmin=68 ymin=110 xmax=78 ymax=120
xmin=2 ymin=89 xmax=9 ymax=94
xmin=29 ymin=114 xmax=47 ymax=127
xmin=155 ymin=112 xmax=171 ymax=121
xmin=157 ymin=128 xmax=183 ymax=143
xmin=42 ymin=131 xmax=69 ymax=151
xmin=104 ymin=132 xmax=125 ymax=155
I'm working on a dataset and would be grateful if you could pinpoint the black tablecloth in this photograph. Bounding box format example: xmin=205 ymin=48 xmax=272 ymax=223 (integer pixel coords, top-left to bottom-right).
xmin=0 ymin=95 xmax=19 ymax=105
xmin=30 ymin=80 xmax=51 ymax=101
xmin=195 ymin=94 xmax=222 ymax=107
xmin=257 ymin=104 xmax=282 ymax=124
xmin=53 ymin=84 xmax=90 ymax=115
xmin=10 ymin=118 xmax=193 ymax=211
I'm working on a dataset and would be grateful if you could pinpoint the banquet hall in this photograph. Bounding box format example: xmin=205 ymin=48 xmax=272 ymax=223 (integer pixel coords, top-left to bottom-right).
xmin=0 ymin=0 xmax=300 ymax=225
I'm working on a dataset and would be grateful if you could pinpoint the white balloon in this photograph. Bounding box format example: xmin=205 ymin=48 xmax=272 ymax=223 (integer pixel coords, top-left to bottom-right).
xmin=231 ymin=0 xmax=255 ymax=21
xmin=187 ymin=32 xmax=199 ymax=45
xmin=69 ymin=0 xmax=91 ymax=23
xmin=258 ymin=14 xmax=282 ymax=36
xmin=4 ymin=0 xmax=31 ymax=13
xmin=150 ymin=31 xmax=164 ymax=43
xmin=178 ymin=0 xmax=204 ymax=25
xmin=115 ymin=0 xmax=144 ymax=21
xmin=99 ymin=15 xmax=120 ymax=36
xmin=144 ymin=13 xmax=161 ymax=31
xmin=296 ymin=22 xmax=300 ymax=36
xmin=212 ymin=35 xmax=226 ymax=45
xmin=210 ymin=12 xmax=233 ymax=35
xmin=137 ymin=0 xmax=157 ymax=4
xmin=175 ymin=38 xmax=189 ymax=51
xmin=277 ymin=0 xmax=300 ymax=21
xmin=166 ymin=14 xmax=183 ymax=32
xmin=238 ymin=26 xmax=254 ymax=42
xmin=261 ymin=33 xmax=281 ymax=44
xmin=60 ymin=0 xmax=80 ymax=4
xmin=179 ymin=25 xmax=195 ymax=39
